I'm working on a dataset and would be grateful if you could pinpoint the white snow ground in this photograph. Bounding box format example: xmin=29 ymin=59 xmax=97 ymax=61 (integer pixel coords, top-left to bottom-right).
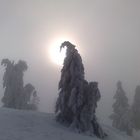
xmin=0 ymin=107 xmax=139 ymax=140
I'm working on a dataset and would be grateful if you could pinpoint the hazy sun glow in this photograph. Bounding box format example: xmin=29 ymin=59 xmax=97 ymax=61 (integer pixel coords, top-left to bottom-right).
xmin=49 ymin=45 xmax=66 ymax=66
xmin=49 ymin=38 xmax=69 ymax=66
xmin=48 ymin=35 xmax=79 ymax=66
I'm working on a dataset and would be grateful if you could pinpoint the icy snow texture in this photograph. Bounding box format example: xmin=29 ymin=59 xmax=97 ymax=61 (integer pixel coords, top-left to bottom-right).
xmin=0 ymin=108 xmax=138 ymax=140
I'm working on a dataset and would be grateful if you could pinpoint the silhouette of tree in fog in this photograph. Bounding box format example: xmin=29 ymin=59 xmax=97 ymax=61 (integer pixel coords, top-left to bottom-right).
xmin=55 ymin=41 xmax=106 ymax=138
xmin=110 ymin=81 xmax=133 ymax=136
xmin=132 ymin=85 xmax=140 ymax=130
xmin=1 ymin=59 xmax=39 ymax=110
xmin=24 ymin=84 xmax=39 ymax=110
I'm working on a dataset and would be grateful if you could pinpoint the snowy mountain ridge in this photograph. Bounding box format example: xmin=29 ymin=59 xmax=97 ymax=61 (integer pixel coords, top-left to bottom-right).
xmin=0 ymin=107 xmax=138 ymax=140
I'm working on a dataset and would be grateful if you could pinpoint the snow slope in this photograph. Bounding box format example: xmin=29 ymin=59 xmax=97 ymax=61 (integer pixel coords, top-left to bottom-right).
xmin=0 ymin=108 xmax=137 ymax=140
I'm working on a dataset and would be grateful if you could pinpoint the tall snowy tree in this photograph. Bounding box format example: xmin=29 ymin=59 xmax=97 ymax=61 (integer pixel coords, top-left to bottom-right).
xmin=1 ymin=59 xmax=27 ymax=109
xmin=12 ymin=60 xmax=28 ymax=109
xmin=1 ymin=59 xmax=39 ymax=110
xmin=132 ymin=85 xmax=140 ymax=130
xmin=1 ymin=59 xmax=15 ymax=107
xmin=110 ymin=81 xmax=133 ymax=136
xmin=55 ymin=41 xmax=106 ymax=138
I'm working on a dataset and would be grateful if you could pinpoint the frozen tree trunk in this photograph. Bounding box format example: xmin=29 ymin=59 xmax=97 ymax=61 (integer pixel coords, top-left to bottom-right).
xmin=110 ymin=81 xmax=133 ymax=136
xmin=55 ymin=41 xmax=106 ymax=138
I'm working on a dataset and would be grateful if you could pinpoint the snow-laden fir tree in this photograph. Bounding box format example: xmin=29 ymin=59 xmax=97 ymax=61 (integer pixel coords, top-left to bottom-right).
xmin=55 ymin=41 xmax=106 ymax=138
xmin=1 ymin=59 xmax=15 ymax=108
xmin=1 ymin=59 xmax=27 ymax=109
xmin=132 ymin=85 xmax=140 ymax=130
xmin=23 ymin=83 xmax=39 ymax=110
xmin=23 ymin=83 xmax=35 ymax=108
xmin=30 ymin=91 xmax=40 ymax=110
xmin=110 ymin=81 xmax=133 ymax=136
xmin=1 ymin=59 xmax=39 ymax=110
xmin=25 ymin=87 xmax=40 ymax=111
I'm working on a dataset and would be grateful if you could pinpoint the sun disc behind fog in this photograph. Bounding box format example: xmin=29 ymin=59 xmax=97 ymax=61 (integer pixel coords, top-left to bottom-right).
xmin=49 ymin=39 xmax=67 ymax=66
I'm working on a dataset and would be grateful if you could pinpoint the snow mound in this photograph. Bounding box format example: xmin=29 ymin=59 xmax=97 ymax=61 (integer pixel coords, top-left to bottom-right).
xmin=0 ymin=108 xmax=135 ymax=140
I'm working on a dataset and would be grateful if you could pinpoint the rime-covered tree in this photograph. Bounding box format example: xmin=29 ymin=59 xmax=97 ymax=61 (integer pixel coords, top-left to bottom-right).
xmin=1 ymin=59 xmax=27 ymax=109
xmin=1 ymin=59 xmax=15 ymax=107
xmin=13 ymin=60 xmax=28 ymax=109
xmin=30 ymin=91 xmax=40 ymax=110
xmin=55 ymin=41 xmax=106 ymax=138
xmin=24 ymin=84 xmax=39 ymax=110
xmin=1 ymin=59 xmax=39 ymax=110
xmin=110 ymin=81 xmax=133 ymax=136
xmin=23 ymin=83 xmax=35 ymax=106
xmin=132 ymin=85 xmax=140 ymax=130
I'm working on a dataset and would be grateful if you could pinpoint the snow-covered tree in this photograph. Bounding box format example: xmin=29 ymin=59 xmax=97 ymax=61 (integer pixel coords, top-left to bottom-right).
xmin=110 ymin=81 xmax=133 ymax=136
xmin=1 ymin=59 xmax=15 ymax=108
xmin=26 ymin=89 xmax=40 ymax=110
xmin=1 ymin=59 xmax=39 ymax=110
xmin=23 ymin=83 xmax=35 ymax=106
xmin=55 ymin=41 xmax=106 ymax=138
xmin=1 ymin=59 xmax=27 ymax=109
xmin=12 ymin=60 xmax=28 ymax=109
xmin=132 ymin=85 xmax=140 ymax=130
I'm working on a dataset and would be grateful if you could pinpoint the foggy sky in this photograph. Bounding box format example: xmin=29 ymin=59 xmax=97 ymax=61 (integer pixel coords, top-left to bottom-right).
xmin=0 ymin=0 xmax=140 ymax=124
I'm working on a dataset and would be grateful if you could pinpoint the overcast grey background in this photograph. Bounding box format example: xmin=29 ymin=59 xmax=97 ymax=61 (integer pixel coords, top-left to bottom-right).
xmin=0 ymin=0 xmax=140 ymax=124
